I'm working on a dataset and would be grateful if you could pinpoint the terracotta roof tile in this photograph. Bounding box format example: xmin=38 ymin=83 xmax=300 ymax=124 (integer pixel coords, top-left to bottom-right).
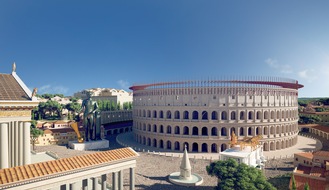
xmin=296 ymin=165 xmax=311 ymax=175
xmin=312 ymin=125 xmax=329 ymax=133
xmin=292 ymin=175 xmax=329 ymax=190
xmin=0 ymin=74 xmax=30 ymax=101
xmin=313 ymin=151 xmax=329 ymax=157
xmin=294 ymin=152 xmax=313 ymax=159
xmin=0 ymin=148 xmax=138 ymax=188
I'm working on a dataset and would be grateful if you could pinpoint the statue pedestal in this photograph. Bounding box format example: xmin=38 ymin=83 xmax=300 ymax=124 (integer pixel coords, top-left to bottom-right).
xmin=68 ymin=139 xmax=109 ymax=151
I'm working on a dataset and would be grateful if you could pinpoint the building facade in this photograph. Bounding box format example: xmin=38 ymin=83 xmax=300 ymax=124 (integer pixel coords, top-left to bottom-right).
xmin=0 ymin=64 xmax=39 ymax=169
xmin=73 ymin=88 xmax=133 ymax=104
xmin=130 ymin=77 xmax=303 ymax=153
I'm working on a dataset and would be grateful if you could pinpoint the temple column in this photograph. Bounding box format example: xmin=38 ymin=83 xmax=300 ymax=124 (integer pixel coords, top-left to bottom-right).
xmin=130 ymin=167 xmax=135 ymax=190
xmin=0 ymin=123 xmax=9 ymax=169
xmin=70 ymin=181 xmax=80 ymax=190
xmin=112 ymin=172 xmax=118 ymax=190
xmin=14 ymin=121 xmax=19 ymax=166
xmin=101 ymin=174 xmax=107 ymax=190
xmin=19 ymin=122 xmax=24 ymax=166
xmin=23 ymin=122 xmax=31 ymax=165
xmin=92 ymin=177 xmax=99 ymax=190
xmin=82 ymin=179 xmax=88 ymax=190
xmin=119 ymin=170 xmax=123 ymax=190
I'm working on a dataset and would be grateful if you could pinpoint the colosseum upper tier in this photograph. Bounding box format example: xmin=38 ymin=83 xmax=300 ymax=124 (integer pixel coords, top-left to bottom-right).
xmin=129 ymin=77 xmax=304 ymax=153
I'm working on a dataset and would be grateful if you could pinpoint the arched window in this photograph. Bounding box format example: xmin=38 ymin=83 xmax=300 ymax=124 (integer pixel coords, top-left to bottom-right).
xmin=167 ymin=126 xmax=172 ymax=134
xmin=174 ymin=111 xmax=180 ymax=119
xmin=202 ymin=127 xmax=208 ymax=136
xmin=221 ymin=127 xmax=227 ymax=136
xmin=192 ymin=127 xmax=199 ymax=135
xmin=147 ymin=110 xmax=151 ymax=118
xmin=148 ymin=124 xmax=151 ymax=131
xmin=202 ymin=143 xmax=208 ymax=152
xmin=211 ymin=127 xmax=217 ymax=136
xmin=175 ymin=126 xmax=180 ymax=134
xmin=183 ymin=126 xmax=189 ymax=135
xmin=175 ymin=141 xmax=180 ymax=150
xmin=159 ymin=111 xmax=164 ymax=118
xmin=143 ymin=110 xmax=146 ymax=117
xmin=264 ymin=111 xmax=269 ymax=119
xmin=147 ymin=138 xmax=151 ymax=146
xmin=221 ymin=144 xmax=227 ymax=152
xmin=231 ymin=111 xmax=236 ymax=120
xmin=192 ymin=111 xmax=198 ymax=120
xmin=211 ymin=111 xmax=218 ymax=120
xmin=153 ymin=139 xmax=157 ymax=147
xmin=248 ymin=111 xmax=253 ymax=120
xmin=211 ymin=144 xmax=217 ymax=153
xmin=153 ymin=125 xmax=157 ymax=132
xmin=153 ymin=110 xmax=157 ymax=118
xmin=183 ymin=111 xmax=189 ymax=119
xmin=167 ymin=111 xmax=171 ymax=119
xmin=239 ymin=127 xmax=244 ymax=136
xmin=160 ymin=125 xmax=164 ymax=133
xmin=202 ymin=111 xmax=208 ymax=120
xmin=192 ymin=143 xmax=198 ymax=152
xmin=221 ymin=111 xmax=227 ymax=120
xmin=271 ymin=111 xmax=275 ymax=119
xmin=240 ymin=111 xmax=245 ymax=120
xmin=143 ymin=124 xmax=146 ymax=131
xmin=159 ymin=140 xmax=164 ymax=148
xmin=248 ymin=127 xmax=252 ymax=136
xmin=167 ymin=141 xmax=172 ymax=149
xmin=256 ymin=111 xmax=262 ymax=120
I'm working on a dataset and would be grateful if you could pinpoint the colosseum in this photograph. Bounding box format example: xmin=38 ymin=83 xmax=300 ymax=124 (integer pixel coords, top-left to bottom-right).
xmin=129 ymin=77 xmax=303 ymax=153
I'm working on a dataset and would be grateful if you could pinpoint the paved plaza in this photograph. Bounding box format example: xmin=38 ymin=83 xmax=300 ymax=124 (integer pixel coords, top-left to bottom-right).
xmin=34 ymin=133 xmax=323 ymax=190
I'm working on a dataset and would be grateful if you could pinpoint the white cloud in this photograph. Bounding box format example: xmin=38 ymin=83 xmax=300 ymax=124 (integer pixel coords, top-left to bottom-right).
xmin=38 ymin=84 xmax=69 ymax=95
xmin=298 ymin=69 xmax=317 ymax=82
xmin=117 ymin=80 xmax=130 ymax=90
xmin=265 ymin=58 xmax=293 ymax=74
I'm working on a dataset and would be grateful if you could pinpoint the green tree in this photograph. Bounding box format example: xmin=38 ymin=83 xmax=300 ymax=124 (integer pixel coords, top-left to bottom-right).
xmin=206 ymin=159 xmax=275 ymax=190
xmin=66 ymin=102 xmax=81 ymax=120
xmin=291 ymin=174 xmax=297 ymax=190
xmin=30 ymin=126 xmax=44 ymax=151
xmin=304 ymin=182 xmax=309 ymax=190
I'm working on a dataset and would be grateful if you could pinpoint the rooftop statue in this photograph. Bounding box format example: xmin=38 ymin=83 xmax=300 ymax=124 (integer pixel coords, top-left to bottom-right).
xmin=81 ymin=92 xmax=102 ymax=141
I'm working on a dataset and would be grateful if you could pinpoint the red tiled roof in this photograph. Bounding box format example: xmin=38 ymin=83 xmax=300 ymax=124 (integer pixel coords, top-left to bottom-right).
xmin=0 ymin=148 xmax=138 ymax=187
xmin=296 ymin=165 xmax=311 ymax=175
xmin=295 ymin=152 xmax=313 ymax=160
xmin=313 ymin=151 xmax=329 ymax=157
xmin=0 ymin=74 xmax=30 ymax=101
xmin=310 ymin=167 xmax=325 ymax=177
xmin=313 ymin=125 xmax=329 ymax=133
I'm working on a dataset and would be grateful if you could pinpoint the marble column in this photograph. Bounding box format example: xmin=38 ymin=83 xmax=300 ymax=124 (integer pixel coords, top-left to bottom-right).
xmin=130 ymin=167 xmax=135 ymax=190
xmin=82 ymin=179 xmax=88 ymax=190
xmin=118 ymin=170 xmax=123 ymax=190
xmin=14 ymin=121 xmax=19 ymax=166
xmin=23 ymin=122 xmax=31 ymax=165
xmin=112 ymin=172 xmax=118 ymax=190
xmin=0 ymin=123 xmax=9 ymax=169
xmin=101 ymin=174 xmax=107 ymax=190
xmin=70 ymin=182 xmax=80 ymax=190
xmin=92 ymin=177 xmax=98 ymax=190
xmin=19 ymin=122 xmax=24 ymax=166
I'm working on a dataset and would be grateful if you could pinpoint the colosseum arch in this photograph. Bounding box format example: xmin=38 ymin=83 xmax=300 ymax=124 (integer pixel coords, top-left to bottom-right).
xmin=192 ymin=143 xmax=198 ymax=152
xmin=264 ymin=111 xmax=269 ymax=120
xmin=240 ymin=111 xmax=245 ymax=120
xmin=270 ymin=142 xmax=275 ymax=151
xmin=183 ymin=111 xmax=189 ymax=119
xmin=231 ymin=111 xmax=236 ymax=120
xmin=159 ymin=140 xmax=164 ymax=148
xmin=167 ymin=125 xmax=172 ymax=134
xmin=230 ymin=127 xmax=236 ymax=135
xmin=212 ymin=111 xmax=218 ymax=120
xmin=271 ymin=111 xmax=275 ymax=119
xmin=277 ymin=111 xmax=280 ymax=119
xmin=256 ymin=111 xmax=262 ymax=120
xmin=221 ymin=144 xmax=227 ymax=152
xmin=202 ymin=143 xmax=208 ymax=152
xmin=221 ymin=111 xmax=227 ymax=120
xmin=202 ymin=127 xmax=208 ymax=136
xmin=221 ymin=127 xmax=227 ymax=136
xmin=153 ymin=110 xmax=157 ymax=118
xmin=192 ymin=127 xmax=199 ymax=135
xmin=184 ymin=142 xmax=189 ymax=151
xmin=248 ymin=111 xmax=254 ymax=120
xmin=153 ymin=139 xmax=157 ymax=148
xmin=167 ymin=111 xmax=172 ymax=119
xmin=143 ymin=137 xmax=146 ymax=145
xmin=147 ymin=110 xmax=151 ymax=118
xmin=202 ymin=111 xmax=208 ymax=120
xmin=192 ymin=111 xmax=198 ymax=120
xmin=174 ymin=141 xmax=180 ymax=150
xmin=148 ymin=124 xmax=151 ymax=132
xmin=248 ymin=127 xmax=252 ymax=136
xmin=159 ymin=111 xmax=164 ymax=118
xmin=276 ymin=141 xmax=281 ymax=150
xmin=153 ymin=124 xmax=157 ymax=132
xmin=167 ymin=141 xmax=172 ymax=149
xmin=239 ymin=127 xmax=244 ymax=136
xmin=147 ymin=138 xmax=151 ymax=146
xmin=174 ymin=111 xmax=180 ymax=119
xmin=175 ymin=126 xmax=180 ymax=134
xmin=211 ymin=143 xmax=218 ymax=153
xmin=211 ymin=127 xmax=218 ymax=136
xmin=160 ymin=125 xmax=164 ymax=133
xmin=183 ymin=126 xmax=189 ymax=135
xmin=143 ymin=110 xmax=146 ymax=117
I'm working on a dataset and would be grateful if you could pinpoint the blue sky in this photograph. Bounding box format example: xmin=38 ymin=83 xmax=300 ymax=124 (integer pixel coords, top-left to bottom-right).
xmin=0 ymin=1 xmax=328 ymax=97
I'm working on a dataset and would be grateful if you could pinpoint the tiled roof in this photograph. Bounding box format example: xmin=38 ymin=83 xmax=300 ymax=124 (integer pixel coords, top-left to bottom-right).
xmin=0 ymin=74 xmax=29 ymax=101
xmin=313 ymin=151 xmax=329 ymax=157
xmin=310 ymin=167 xmax=325 ymax=177
xmin=0 ymin=147 xmax=138 ymax=187
xmin=296 ymin=165 xmax=311 ymax=175
xmin=295 ymin=152 xmax=313 ymax=159
xmin=313 ymin=125 xmax=329 ymax=133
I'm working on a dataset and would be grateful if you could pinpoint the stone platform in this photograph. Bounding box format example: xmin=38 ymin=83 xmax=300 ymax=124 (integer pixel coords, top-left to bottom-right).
xmin=68 ymin=139 xmax=109 ymax=151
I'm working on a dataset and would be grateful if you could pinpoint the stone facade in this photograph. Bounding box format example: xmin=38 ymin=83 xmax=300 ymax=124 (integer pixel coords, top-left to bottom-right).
xmin=130 ymin=77 xmax=303 ymax=153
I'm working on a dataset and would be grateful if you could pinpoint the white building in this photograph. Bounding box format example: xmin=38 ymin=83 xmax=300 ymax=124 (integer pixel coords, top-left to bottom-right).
xmin=130 ymin=77 xmax=303 ymax=153
xmin=74 ymin=88 xmax=133 ymax=104
xmin=0 ymin=63 xmax=39 ymax=169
